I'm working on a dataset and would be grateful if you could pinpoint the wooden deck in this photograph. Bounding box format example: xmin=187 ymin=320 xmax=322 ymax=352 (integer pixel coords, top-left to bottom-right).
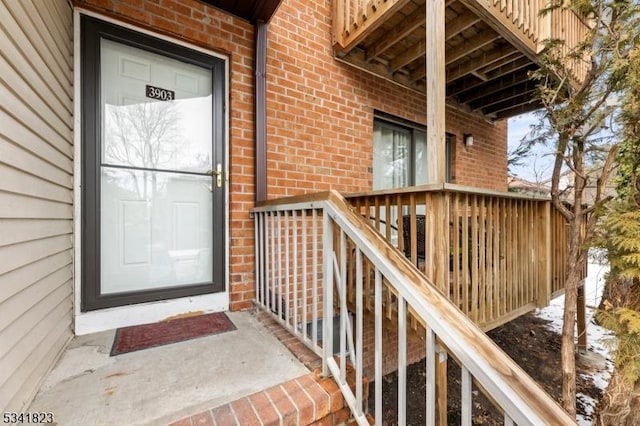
xmin=251 ymin=189 xmax=576 ymax=424
xmin=346 ymin=183 xmax=574 ymax=331
xmin=332 ymin=0 xmax=590 ymax=119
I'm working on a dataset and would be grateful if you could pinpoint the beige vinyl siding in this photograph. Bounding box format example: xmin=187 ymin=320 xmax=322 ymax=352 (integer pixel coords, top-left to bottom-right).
xmin=0 ymin=0 xmax=73 ymax=412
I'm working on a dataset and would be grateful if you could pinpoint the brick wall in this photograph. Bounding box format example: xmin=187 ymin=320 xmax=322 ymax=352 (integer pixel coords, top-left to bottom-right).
xmin=75 ymin=0 xmax=508 ymax=312
xmin=266 ymin=0 xmax=508 ymax=197
xmin=75 ymin=0 xmax=258 ymax=310
xmin=264 ymin=0 xmax=509 ymax=336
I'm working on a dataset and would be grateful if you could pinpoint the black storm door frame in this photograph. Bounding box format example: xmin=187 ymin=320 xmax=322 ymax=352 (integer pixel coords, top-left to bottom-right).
xmin=81 ymin=16 xmax=226 ymax=311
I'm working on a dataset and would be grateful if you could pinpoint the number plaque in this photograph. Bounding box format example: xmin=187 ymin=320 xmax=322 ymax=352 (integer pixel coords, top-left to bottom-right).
xmin=145 ymin=85 xmax=175 ymax=101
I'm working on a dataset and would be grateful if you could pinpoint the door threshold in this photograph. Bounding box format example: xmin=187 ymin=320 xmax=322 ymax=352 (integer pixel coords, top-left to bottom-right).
xmin=74 ymin=292 xmax=229 ymax=335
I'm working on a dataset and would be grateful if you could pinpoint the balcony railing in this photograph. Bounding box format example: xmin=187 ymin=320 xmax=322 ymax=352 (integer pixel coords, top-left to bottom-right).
xmin=333 ymin=0 xmax=585 ymax=53
xmin=252 ymin=190 xmax=575 ymax=425
xmin=332 ymin=0 xmax=590 ymax=93
xmin=346 ymin=183 xmax=574 ymax=330
xmin=545 ymin=5 xmax=591 ymax=83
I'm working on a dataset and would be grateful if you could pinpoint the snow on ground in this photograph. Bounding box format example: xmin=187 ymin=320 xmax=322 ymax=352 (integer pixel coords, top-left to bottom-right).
xmin=534 ymin=255 xmax=615 ymax=425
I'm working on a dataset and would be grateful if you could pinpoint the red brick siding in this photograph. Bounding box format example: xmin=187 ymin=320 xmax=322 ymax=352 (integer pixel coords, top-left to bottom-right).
xmin=75 ymin=0 xmax=258 ymax=310
xmin=266 ymin=0 xmax=508 ymax=197
xmin=75 ymin=0 xmax=508 ymax=312
xmin=447 ymin=111 xmax=508 ymax=190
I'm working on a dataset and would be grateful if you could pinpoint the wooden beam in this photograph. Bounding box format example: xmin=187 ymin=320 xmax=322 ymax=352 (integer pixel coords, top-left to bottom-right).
xmin=536 ymin=202 xmax=552 ymax=309
xmin=334 ymin=0 xmax=412 ymax=52
xmin=436 ymin=345 xmax=448 ymax=425
xmin=390 ymin=38 xmax=425 ymax=71
xmin=495 ymin=100 xmax=543 ymax=119
xmin=444 ymin=10 xmax=481 ymax=40
xmin=468 ymin=81 xmax=536 ymax=111
xmin=480 ymin=51 xmax=525 ymax=74
xmin=426 ymin=0 xmax=446 ymax=185
xmin=478 ymin=87 xmax=538 ymax=115
xmin=445 ymin=30 xmax=500 ymax=66
xmin=365 ymin=12 xmax=425 ymax=61
xmin=336 ymin=48 xmax=424 ymax=92
xmin=485 ymin=57 xmax=532 ymax=83
xmin=388 ymin=10 xmax=488 ymax=72
xmin=455 ymin=67 xmax=533 ymax=103
xmin=444 ymin=46 xmax=517 ymax=83
xmin=448 ymin=61 xmax=535 ymax=99
xmin=577 ymin=285 xmax=587 ymax=351
xmin=470 ymin=70 xmax=489 ymax=81
xmin=409 ymin=33 xmax=502 ymax=83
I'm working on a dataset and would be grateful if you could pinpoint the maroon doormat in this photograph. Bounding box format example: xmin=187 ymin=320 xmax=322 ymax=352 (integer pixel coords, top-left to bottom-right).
xmin=110 ymin=312 xmax=236 ymax=356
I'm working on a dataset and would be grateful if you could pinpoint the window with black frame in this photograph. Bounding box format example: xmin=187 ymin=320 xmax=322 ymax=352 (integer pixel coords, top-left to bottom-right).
xmin=372 ymin=115 xmax=451 ymax=190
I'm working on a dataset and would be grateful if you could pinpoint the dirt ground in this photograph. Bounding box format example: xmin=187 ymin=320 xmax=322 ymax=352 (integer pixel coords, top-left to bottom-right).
xmin=368 ymin=312 xmax=603 ymax=425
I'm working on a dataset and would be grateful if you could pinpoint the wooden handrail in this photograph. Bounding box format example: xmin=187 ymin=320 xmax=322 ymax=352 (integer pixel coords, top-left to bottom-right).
xmin=252 ymin=190 xmax=575 ymax=424
xmin=346 ymin=182 xmax=552 ymax=201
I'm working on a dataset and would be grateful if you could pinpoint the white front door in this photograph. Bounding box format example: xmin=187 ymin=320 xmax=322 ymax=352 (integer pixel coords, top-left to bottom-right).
xmin=81 ymin=16 xmax=226 ymax=310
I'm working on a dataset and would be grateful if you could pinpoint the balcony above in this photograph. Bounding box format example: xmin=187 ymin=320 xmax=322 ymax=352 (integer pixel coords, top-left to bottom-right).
xmin=201 ymin=0 xmax=283 ymax=23
xmin=332 ymin=0 xmax=589 ymax=120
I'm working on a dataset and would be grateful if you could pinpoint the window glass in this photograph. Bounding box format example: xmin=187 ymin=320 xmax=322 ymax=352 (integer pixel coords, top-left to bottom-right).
xmin=414 ymin=130 xmax=427 ymax=186
xmin=373 ymin=122 xmax=411 ymax=189
xmin=373 ymin=117 xmax=451 ymax=190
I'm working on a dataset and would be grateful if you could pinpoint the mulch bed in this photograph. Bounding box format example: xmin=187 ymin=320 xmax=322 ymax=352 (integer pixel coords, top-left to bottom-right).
xmin=368 ymin=313 xmax=603 ymax=425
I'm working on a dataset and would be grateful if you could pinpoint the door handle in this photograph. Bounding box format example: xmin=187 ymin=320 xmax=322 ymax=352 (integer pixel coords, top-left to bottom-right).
xmin=206 ymin=164 xmax=223 ymax=188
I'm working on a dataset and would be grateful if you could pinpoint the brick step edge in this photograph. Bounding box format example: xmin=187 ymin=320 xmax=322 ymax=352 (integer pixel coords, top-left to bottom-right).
xmin=168 ymin=372 xmax=351 ymax=426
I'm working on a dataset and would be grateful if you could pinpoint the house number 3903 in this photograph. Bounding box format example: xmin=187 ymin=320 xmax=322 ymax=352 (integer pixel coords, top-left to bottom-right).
xmin=146 ymin=85 xmax=175 ymax=101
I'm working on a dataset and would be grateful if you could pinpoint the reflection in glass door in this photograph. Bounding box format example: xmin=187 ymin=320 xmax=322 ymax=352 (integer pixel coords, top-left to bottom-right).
xmin=81 ymin=16 xmax=225 ymax=310
xmin=100 ymin=39 xmax=214 ymax=294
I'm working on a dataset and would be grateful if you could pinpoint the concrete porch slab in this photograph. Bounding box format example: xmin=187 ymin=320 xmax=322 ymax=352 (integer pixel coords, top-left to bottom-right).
xmin=28 ymin=310 xmax=309 ymax=425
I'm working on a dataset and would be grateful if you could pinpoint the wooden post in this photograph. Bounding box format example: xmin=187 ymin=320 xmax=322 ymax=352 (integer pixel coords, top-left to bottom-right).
xmin=537 ymin=201 xmax=552 ymax=307
xmin=577 ymin=283 xmax=587 ymax=351
xmin=425 ymin=0 xmax=447 ymax=307
xmin=426 ymin=0 xmax=446 ymax=185
xmin=424 ymin=191 xmax=451 ymax=293
xmin=436 ymin=342 xmax=448 ymax=426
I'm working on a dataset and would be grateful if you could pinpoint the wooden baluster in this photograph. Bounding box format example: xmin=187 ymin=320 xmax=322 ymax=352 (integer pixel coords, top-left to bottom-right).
xmin=487 ymin=197 xmax=495 ymax=321
xmin=410 ymin=193 xmax=418 ymax=268
xmin=499 ymin=197 xmax=507 ymax=318
xmin=461 ymin=193 xmax=470 ymax=316
xmin=452 ymin=193 xmax=461 ymax=309
xmin=471 ymin=194 xmax=479 ymax=322
xmin=385 ymin=195 xmax=392 ymax=242
xmin=478 ymin=197 xmax=487 ymax=323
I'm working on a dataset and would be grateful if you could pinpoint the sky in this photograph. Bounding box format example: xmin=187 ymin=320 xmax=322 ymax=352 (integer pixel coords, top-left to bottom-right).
xmin=507 ymin=112 xmax=555 ymax=182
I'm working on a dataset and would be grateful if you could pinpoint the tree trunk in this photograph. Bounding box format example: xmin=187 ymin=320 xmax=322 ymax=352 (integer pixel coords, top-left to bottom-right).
xmin=561 ymin=267 xmax=579 ymax=417
xmin=560 ymin=218 xmax=586 ymax=418
xmin=596 ymin=370 xmax=640 ymax=425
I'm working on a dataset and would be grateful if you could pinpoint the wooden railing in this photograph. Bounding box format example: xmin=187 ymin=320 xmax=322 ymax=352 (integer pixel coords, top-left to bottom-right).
xmin=333 ymin=0 xmax=590 ymax=81
xmin=332 ymin=0 xmax=407 ymax=50
xmin=346 ymin=183 xmax=572 ymax=330
xmin=252 ymin=190 xmax=575 ymax=425
xmin=547 ymin=6 xmax=591 ymax=83
xmin=462 ymin=0 xmax=541 ymax=53
xmin=333 ymin=0 xmax=543 ymax=53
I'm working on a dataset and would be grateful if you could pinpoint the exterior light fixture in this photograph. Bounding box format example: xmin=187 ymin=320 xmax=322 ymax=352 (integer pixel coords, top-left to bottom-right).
xmin=464 ymin=133 xmax=474 ymax=146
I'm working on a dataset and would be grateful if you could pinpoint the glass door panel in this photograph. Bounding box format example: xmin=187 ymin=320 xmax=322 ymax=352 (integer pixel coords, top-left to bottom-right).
xmin=99 ymin=38 xmax=214 ymax=295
